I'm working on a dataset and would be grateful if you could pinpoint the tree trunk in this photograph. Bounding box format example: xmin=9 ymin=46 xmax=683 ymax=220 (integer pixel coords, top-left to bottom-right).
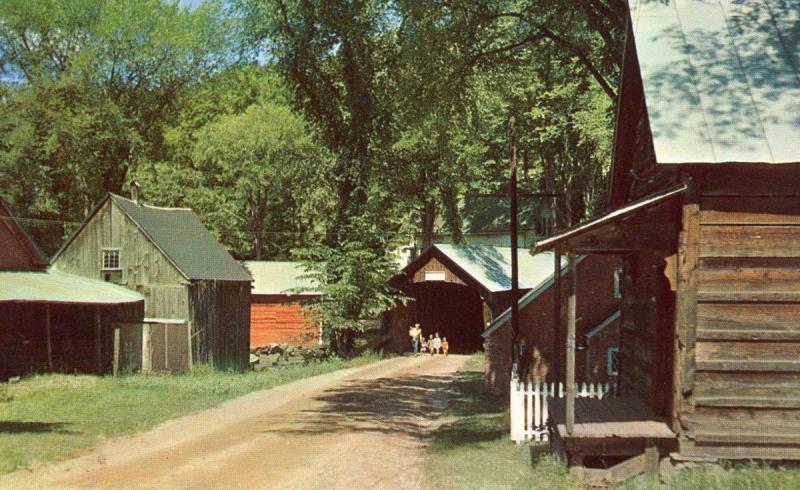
xmin=420 ymin=199 xmax=436 ymax=250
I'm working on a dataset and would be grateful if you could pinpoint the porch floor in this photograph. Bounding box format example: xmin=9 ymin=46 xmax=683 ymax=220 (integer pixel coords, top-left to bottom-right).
xmin=548 ymin=396 xmax=675 ymax=440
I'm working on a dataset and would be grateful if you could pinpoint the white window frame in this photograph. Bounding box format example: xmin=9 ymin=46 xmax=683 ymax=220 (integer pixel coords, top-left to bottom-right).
xmin=101 ymin=248 xmax=121 ymax=271
xmin=613 ymin=266 xmax=623 ymax=299
xmin=607 ymin=347 xmax=619 ymax=376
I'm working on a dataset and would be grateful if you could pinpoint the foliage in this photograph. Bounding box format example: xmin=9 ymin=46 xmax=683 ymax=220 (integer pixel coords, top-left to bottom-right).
xmin=0 ymin=0 xmax=229 ymax=251
xmin=0 ymin=352 xmax=384 ymax=474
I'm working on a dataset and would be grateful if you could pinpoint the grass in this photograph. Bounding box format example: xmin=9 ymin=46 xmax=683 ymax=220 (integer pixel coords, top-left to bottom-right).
xmin=421 ymin=354 xmax=581 ymax=489
xmin=422 ymin=354 xmax=800 ymax=490
xmin=0 ymin=352 xmax=384 ymax=475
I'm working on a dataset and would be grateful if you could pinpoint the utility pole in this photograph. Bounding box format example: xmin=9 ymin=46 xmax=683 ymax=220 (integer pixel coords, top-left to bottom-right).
xmin=508 ymin=116 xmax=520 ymax=379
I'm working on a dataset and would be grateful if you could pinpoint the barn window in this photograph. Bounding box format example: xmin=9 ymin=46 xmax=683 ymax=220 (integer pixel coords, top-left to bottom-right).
xmin=607 ymin=347 xmax=619 ymax=376
xmin=102 ymin=249 xmax=121 ymax=270
xmin=613 ymin=266 xmax=623 ymax=299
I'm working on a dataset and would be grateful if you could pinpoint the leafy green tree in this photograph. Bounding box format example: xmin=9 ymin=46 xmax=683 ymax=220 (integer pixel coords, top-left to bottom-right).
xmin=0 ymin=0 xmax=229 ymax=240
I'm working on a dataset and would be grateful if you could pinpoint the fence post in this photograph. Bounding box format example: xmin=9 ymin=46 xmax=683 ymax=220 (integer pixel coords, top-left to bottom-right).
xmin=510 ymin=380 xmax=523 ymax=443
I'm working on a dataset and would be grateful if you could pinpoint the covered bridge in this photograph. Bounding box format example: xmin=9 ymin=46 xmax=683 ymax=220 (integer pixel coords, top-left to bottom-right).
xmin=384 ymin=244 xmax=556 ymax=353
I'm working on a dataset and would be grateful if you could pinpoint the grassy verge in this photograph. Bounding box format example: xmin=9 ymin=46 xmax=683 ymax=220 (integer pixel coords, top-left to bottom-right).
xmin=422 ymin=354 xmax=580 ymax=489
xmin=0 ymin=352 xmax=384 ymax=474
xmin=423 ymin=354 xmax=800 ymax=490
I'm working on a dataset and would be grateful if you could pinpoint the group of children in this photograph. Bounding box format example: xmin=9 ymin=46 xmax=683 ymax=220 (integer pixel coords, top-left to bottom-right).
xmin=408 ymin=323 xmax=449 ymax=357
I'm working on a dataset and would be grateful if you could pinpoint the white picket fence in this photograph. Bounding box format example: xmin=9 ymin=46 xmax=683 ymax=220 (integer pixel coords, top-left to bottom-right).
xmin=510 ymin=380 xmax=617 ymax=442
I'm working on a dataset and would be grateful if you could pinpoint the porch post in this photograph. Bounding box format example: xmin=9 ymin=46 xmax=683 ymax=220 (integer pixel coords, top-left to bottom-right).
xmin=565 ymin=251 xmax=577 ymax=435
xmin=95 ymin=306 xmax=102 ymax=374
xmin=45 ymin=304 xmax=53 ymax=370
xmin=553 ymin=251 xmax=562 ymax=381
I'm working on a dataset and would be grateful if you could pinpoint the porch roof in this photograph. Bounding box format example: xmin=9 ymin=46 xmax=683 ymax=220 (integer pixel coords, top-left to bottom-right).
xmin=0 ymin=269 xmax=144 ymax=305
xmin=532 ymin=185 xmax=687 ymax=254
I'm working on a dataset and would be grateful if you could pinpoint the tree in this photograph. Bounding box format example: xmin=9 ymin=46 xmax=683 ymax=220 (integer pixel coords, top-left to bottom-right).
xmin=0 ymin=0 xmax=229 ymax=239
xmin=235 ymin=0 xmax=410 ymax=354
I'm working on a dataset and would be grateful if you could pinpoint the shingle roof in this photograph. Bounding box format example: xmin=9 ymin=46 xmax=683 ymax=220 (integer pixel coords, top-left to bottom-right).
xmin=630 ymin=0 xmax=800 ymax=164
xmin=0 ymin=269 xmax=144 ymax=304
xmin=243 ymin=261 xmax=320 ymax=295
xmin=426 ymin=244 xmax=559 ymax=293
xmin=111 ymin=195 xmax=252 ymax=282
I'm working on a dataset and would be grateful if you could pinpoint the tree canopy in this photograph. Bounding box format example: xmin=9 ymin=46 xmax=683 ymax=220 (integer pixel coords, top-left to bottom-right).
xmin=0 ymin=0 xmax=625 ymax=354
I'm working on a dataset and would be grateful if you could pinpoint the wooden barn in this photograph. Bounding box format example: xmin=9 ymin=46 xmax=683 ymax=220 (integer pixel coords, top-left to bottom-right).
xmin=530 ymin=0 xmax=800 ymax=480
xmin=0 ymin=196 xmax=144 ymax=378
xmin=50 ymin=193 xmax=252 ymax=371
xmin=244 ymin=261 xmax=321 ymax=348
xmin=482 ymin=255 xmax=620 ymax=394
xmin=384 ymin=244 xmax=556 ymax=353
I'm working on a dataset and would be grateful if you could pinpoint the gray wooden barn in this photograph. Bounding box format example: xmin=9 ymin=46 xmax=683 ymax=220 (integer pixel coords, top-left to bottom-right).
xmin=51 ymin=193 xmax=252 ymax=370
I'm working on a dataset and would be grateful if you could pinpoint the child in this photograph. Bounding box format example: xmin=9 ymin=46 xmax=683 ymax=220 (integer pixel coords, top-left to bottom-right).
xmin=441 ymin=337 xmax=449 ymax=357
xmin=428 ymin=334 xmax=435 ymax=356
xmin=421 ymin=336 xmax=428 ymax=354
xmin=433 ymin=333 xmax=442 ymax=355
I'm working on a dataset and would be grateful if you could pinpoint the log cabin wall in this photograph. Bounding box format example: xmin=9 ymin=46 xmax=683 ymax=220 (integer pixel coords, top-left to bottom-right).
xmin=676 ymin=169 xmax=800 ymax=459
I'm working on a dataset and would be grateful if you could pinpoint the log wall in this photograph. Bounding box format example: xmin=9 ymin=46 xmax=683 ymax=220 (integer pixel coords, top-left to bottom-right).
xmin=677 ymin=193 xmax=800 ymax=459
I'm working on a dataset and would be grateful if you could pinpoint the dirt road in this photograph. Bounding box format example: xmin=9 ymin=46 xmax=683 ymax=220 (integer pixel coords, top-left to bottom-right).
xmin=2 ymin=354 xmax=469 ymax=490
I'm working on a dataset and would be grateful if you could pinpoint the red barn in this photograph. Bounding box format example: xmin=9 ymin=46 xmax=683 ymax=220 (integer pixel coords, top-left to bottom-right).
xmin=244 ymin=262 xmax=321 ymax=348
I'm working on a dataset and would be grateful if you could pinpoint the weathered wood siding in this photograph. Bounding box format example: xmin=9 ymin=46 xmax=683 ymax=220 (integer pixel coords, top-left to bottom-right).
xmin=412 ymin=257 xmax=467 ymax=286
xmin=677 ymin=194 xmax=800 ymax=459
xmin=189 ymin=281 xmax=250 ymax=371
xmin=52 ymin=200 xmax=189 ymax=320
xmin=250 ymin=295 xmax=319 ymax=348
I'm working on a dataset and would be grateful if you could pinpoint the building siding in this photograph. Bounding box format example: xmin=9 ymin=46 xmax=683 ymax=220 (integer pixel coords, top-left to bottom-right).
xmin=250 ymin=295 xmax=319 ymax=348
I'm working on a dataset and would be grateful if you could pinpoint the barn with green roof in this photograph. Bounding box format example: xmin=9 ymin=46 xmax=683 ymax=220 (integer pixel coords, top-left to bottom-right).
xmin=51 ymin=193 xmax=252 ymax=370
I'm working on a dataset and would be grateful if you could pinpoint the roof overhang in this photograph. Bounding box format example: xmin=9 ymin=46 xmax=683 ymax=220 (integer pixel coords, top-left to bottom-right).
xmin=0 ymin=269 xmax=145 ymax=305
xmin=533 ymin=185 xmax=687 ymax=254
xmin=392 ymin=245 xmax=496 ymax=298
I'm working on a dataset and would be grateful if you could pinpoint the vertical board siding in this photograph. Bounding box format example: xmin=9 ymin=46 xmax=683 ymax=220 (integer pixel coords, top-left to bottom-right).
xmin=52 ymin=200 xmax=187 ymax=286
xmin=681 ymin=195 xmax=800 ymax=458
xmin=189 ymin=281 xmax=250 ymax=371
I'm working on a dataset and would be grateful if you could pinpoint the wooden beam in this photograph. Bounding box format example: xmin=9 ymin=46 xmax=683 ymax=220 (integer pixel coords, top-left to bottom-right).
xmin=45 ymin=304 xmax=53 ymax=370
xmin=113 ymin=327 xmax=120 ymax=376
xmin=95 ymin=306 xmax=102 ymax=374
xmin=674 ymin=180 xmax=699 ymax=432
xmin=553 ymin=251 xmax=562 ymax=382
xmin=566 ymin=252 xmax=577 ymax=435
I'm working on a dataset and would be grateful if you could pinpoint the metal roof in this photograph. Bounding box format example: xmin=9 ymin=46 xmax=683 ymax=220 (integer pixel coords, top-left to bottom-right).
xmin=431 ymin=244 xmax=559 ymax=293
xmin=482 ymin=256 xmax=581 ymax=338
xmin=0 ymin=269 xmax=144 ymax=304
xmin=243 ymin=261 xmax=320 ymax=295
xmin=630 ymin=0 xmax=800 ymax=164
xmin=111 ymin=195 xmax=252 ymax=282
xmin=532 ymin=184 xmax=687 ymax=252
